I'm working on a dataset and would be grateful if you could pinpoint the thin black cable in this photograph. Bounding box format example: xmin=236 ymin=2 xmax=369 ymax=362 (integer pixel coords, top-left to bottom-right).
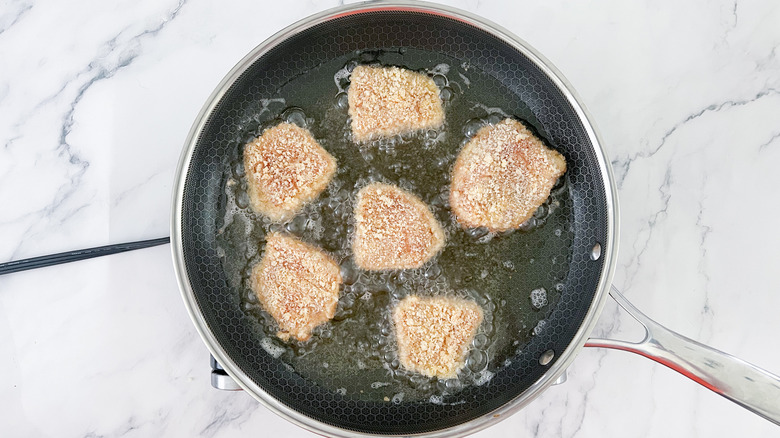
xmin=0 ymin=237 xmax=171 ymax=276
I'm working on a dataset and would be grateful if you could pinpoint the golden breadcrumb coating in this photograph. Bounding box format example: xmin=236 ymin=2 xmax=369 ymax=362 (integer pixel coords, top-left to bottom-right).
xmin=243 ymin=123 xmax=337 ymax=222
xmin=251 ymin=233 xmax=342 ymax=342
xmin=353 ymin=183 xmax=445 ymax=270
xmin=393 ymin=295 xmax=483 ymax=379
xmin=450 ymin=119 xmax=566 ymax=231
xmin=348 ymin=65 xmax=444 ymax=142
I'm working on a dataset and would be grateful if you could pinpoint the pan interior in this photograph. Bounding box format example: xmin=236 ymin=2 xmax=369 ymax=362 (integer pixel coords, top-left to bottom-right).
xmin=181 ymin=9 xmax=609 ymax=435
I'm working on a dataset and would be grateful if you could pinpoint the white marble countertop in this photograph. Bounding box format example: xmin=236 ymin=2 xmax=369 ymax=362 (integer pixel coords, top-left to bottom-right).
xmin=2 ymin=0 xmax=780 ymax=437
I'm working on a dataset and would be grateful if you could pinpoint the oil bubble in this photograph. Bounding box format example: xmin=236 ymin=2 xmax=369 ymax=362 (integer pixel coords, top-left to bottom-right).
xmin=336 ymin=293 xmax=355 ymax=312
xmin=260 ymin=337 xmax=286 ymax=359
xmin=534 ymin=204 xmax=548 ymax=219
xmin=466 ymin=227 xmax=489 ymax=239
xmin=444 ymin=379 xmax=462 ymax=391
xmin=400 ymin=130 xmax=416 ymax=142
xmin=532 ymin=319 xmax=548 ymax=336
xmin=335 ymin=189 xmax=350 ymax=202
xmin=318 ymin=325 xmax=333 ymax=339
xmin=337 ymin=75 xmax=350 ymax=91
xmin=466 ymin=349 xmax=488 ymax=372
xmin=530 ymin=288 xmax=548 ymax=309
xmin=430 ymin=63 xmax=450 ymax=75
xmin=340 ymin=263 xmax=359 ymax=285
xmin=391 ymin=286 xmax=409 ymax=300
xmin=336 ymin=92 xmax=349 ymax=109
xmin=235 ymin=191 xmax=250 ymax=209
xmin=473 ymin=370 xmax=495 ymax=386
xmin=409 ymin=374 xmax=428 ymax=389
xmin=395 ymin=270 xmax=412 ymax=284
xmin=333 ymin=203 xmax=348 ymax=219
xmin=463 ymin=118 xmax=483 ymax=137
xmin=284 ymin=215 xmax=307 ymax=235
xmin=234 ymin=161 xmax=245 ymax=177
xmin=282 ymin=107 xmax=307 ymax=128
xmin=518 ymin=217 xmax=538 ymax=232
xmin=486 ymin=113 xmax=503 ymax=125
xmin=425 ymin=264 xmax=442 ymax=280
xmin=435 ymin=156 xmax=450 ymax=169
xmin=440 ymin=87 xmax=453 ymax=102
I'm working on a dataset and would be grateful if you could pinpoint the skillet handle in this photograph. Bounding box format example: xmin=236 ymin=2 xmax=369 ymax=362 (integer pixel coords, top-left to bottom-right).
xmin=585 ymin=285 xmax=780 ymax=426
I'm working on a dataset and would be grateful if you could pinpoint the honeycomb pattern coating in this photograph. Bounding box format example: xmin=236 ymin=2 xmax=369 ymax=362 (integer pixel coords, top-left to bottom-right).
xmin=181 ymin=10 xmax=608 ymax=435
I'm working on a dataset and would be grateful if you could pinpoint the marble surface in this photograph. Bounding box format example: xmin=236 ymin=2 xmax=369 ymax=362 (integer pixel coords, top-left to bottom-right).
xmin=2 ymin=0 xmax=779 ymax=436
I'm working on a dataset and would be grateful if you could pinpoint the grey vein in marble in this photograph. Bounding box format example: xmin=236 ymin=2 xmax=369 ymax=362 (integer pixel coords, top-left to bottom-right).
xmin=758 ymin=131 xmax=780 ymax=150
xmin=723 ymin=0 xmax=739 ymax=38
xmin=3 ymin=0 xmax=188 ymax=261
xmin=612 ymin=87 xmax=780 ymax=188
xmin=0 ymin=0 xmax=32 ymax=36
xmin=110 ymin=170 xmax=167 ymax=208
xmin=695 ymin=195 xmax=715 ymax=341
xmin=563 ymin=347 xmax=619 ymax=438
xmin=200 ymin=396 xmax=256 ymax=438
xmin=756 ymin=45 xmax=778 ymax=71
xmin=621 ymin=167 xmax=673 ymax=292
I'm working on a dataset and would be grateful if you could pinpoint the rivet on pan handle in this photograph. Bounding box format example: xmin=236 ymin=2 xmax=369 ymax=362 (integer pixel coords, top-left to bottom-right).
xmin=586 ymin=285 xmax=780 ymax=426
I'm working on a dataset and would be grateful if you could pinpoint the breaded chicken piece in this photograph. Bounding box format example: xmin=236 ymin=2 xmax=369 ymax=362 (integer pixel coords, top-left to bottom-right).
xmin=243 ymin=123 xmax=337 ymax=222
xmin=450 ymin=119 xmax=567 ymax=232
xmin=251 ymin=233 xmax=342 ymax=342
xmin=348 ymin=65 xmax=444 ymax=142
xmin=353 ymin=183 xmax=445 ymax=270
xmin=393 ymin=295 xmax=483 ymax=379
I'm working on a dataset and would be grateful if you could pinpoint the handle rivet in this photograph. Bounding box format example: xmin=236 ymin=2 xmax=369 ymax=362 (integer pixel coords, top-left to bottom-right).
xmin=590 ymin=243 xmax=601 ymax=261
xmin=539 ymin=349 xmax=555 ymax=366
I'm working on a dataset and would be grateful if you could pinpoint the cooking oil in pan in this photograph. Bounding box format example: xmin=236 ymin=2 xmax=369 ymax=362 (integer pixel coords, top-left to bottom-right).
xmin=215 ymin=48 xmax=574 ymax=402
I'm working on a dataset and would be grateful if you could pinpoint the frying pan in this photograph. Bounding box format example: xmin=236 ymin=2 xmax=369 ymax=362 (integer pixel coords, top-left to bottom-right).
xmin=170 ymin=2 xmax=780 ymax=436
